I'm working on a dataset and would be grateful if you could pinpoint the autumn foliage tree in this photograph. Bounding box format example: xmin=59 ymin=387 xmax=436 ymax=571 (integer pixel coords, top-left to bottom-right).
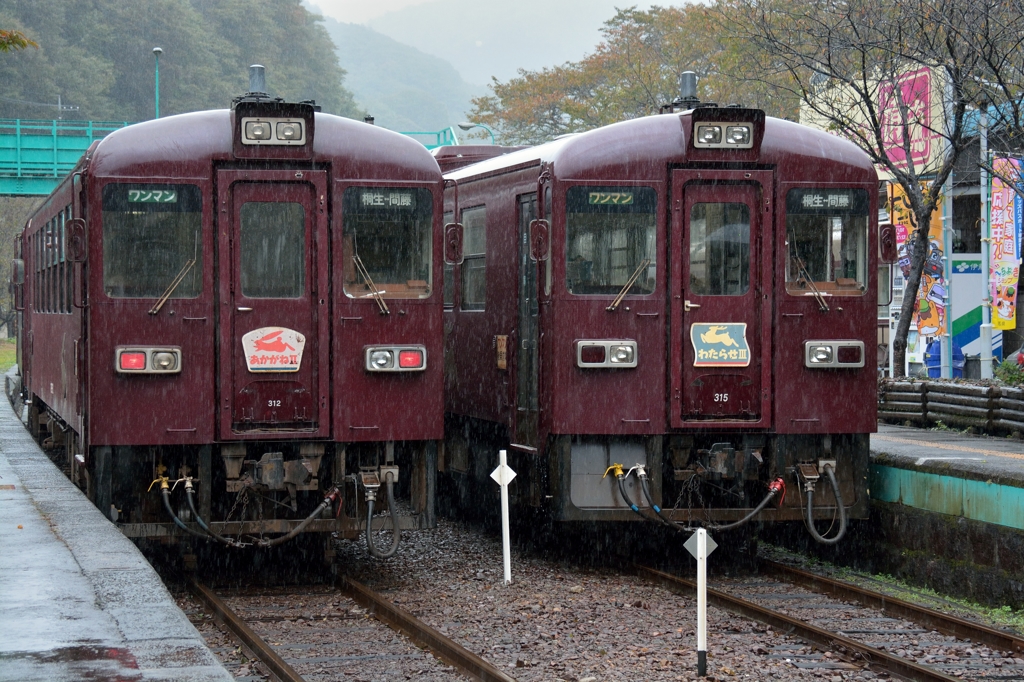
xmin=468 ymin=4 xmax=799 ymax=145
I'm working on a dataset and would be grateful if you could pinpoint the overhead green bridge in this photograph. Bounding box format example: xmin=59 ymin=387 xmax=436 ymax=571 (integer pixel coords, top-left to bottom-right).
xmin=0 ymin=119 xmax=460 ymax=196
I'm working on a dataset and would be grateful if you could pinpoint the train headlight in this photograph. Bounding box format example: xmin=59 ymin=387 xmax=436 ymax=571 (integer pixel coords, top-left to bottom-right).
xmin=726 ymin=125 xmax=751 ymax=145
xmin=694 ymin=121 xmax=755 ymax=149
xmin=240 ymin=117 xmax=306 ymax=145
xmin=244 ymin=121 xmax=272 ymax=141
xmin=697 ymin=125 xmax=722 ymax=145
xmin=152 ymin=352 xmax=178 ymax=371
xmin=804 ymin=341 xmax=864 ymax=369
xmin=370 ymin=350 xmax=394 ymax=369
xmin=115 ymin=346 xmax=182 ymax=374
xmin=809 ymin=346 xmax=834 ymax=364
xmin=576 ymin=340 xmax=637 ymax=369
xmin=277 ymin=122 xmax=302 ymax=140
xmin=365 ymin=346 xmax=427 ymax=372
xmin=610 ymin=345 xmax=635 ymax=364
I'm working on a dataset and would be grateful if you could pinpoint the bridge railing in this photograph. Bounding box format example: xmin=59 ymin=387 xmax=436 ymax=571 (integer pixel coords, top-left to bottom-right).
xmin=1 ymin=119 xmax=461 ymax=195
xmin=0 ymin=119 xmax=131 ymax=195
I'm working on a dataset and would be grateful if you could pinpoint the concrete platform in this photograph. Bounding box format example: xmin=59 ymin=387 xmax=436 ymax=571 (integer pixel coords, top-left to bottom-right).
xmin=0 ymin=398 xmax=232 ymax=681
xmin=871 ymin=423 xmax=1024 ymax=530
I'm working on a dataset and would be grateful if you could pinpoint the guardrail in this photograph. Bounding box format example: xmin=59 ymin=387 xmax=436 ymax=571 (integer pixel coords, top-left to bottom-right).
xmin=878 ymin=379 xmax=1024 ymax=434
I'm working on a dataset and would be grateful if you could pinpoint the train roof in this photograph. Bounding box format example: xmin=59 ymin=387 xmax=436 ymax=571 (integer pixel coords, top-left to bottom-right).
xmin=444 ymin=111 xmax=876 ymax=183
xmin=87 ymin=109 xmax=442 ymax=181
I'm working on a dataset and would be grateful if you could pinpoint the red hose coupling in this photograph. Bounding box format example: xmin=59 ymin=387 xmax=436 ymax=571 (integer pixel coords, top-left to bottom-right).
xmin=768 ymin=477 xmax=786 ymax=506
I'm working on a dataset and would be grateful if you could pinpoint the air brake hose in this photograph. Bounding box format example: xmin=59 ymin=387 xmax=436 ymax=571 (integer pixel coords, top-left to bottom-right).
xmin=153 ymin=478 xmax=212 ymax=541
xmin=640 ymin=473 xmax=785 ymax=532
xmin=256 ymin=487 xmax=341 ymax=548
xmin=603 ymin=463 xmax=648 ymax=520
xmin=802 ymin=464 xmax=847 ymax=545
xmin=183 ymin=480 xmax=246 ymax=548
xmin=366 ymin=474 xmax=401 ymax=559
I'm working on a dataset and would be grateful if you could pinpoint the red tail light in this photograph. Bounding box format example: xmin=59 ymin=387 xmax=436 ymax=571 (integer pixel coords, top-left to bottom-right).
xmin=580 ymin=345 xmax=606 ymax=364
xmin=837 ymin=346 xmax=862 ymax=364
xmin=119 ymin=352 xmax=146 ymax=370
xmin=398 ymin=350 xmax=424 ymax=368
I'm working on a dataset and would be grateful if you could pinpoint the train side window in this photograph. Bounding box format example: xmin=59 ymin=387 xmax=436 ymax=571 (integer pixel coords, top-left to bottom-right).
xmin=690 ymin=202 xmax=750 ymax=296
xmin=101 ymin=184 xmax=203 ymax=299
xmin=565 ymin=186 xmax=657 ymax=296
xmin=785 ymin=188 xmax=868 ymax=296
xmin=460 ymin=206 xmax=486 ymax=310
xmin=341 ymin=187 xmax=433 ymax=299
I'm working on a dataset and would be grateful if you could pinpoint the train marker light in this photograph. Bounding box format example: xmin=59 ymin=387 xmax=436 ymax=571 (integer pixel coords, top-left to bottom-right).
xmin=576 ymin=340 xmax=637 ymax=368
xmin=365 ymin=345 xmax=427 ymax=372
xmin=244 ymin=121 xmax=272 ymax=140
xmin=115 ymin=347 xmax=182 ymax=374
xmin=804 ymin=340 xmax=864 ymax=369
xmin=697 ymin=125 xmax=722 ymax=145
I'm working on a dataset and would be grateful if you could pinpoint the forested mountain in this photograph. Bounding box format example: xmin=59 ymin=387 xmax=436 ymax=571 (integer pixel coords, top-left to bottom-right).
xmin=0 ymin=0 xmax=362 ymax=121
xmin=318 ymin=18 xmax=481 ymax=134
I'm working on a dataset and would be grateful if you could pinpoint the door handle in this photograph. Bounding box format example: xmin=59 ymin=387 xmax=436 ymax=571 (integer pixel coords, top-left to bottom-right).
xmin=684 ymin=300 xmax=700 ymax=311
xmin=237 ymin=307 xmax=253 ymax=312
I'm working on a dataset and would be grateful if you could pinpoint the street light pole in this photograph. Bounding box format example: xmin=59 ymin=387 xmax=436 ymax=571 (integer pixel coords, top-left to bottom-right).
xmin=457 ymin=121 xmax=495 ymax=145
xmin=153 ymin=47 xmax=163 ymax=119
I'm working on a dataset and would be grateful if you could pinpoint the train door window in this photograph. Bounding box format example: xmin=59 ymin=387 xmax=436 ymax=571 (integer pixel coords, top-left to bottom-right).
xmin=240 ymin=202 xmax=305 ymax=298
xmin=101 ymin=184 xmax=203 ymax=299
xmin=341 ymin=187 xmax=433 ymax=299
xmin=460 ymin=205 xmax=486 ymax=310
xmin=689 ymin=202 xmax=750 ymax=296
xmin=785 ymin=188 xmax=868 ymax=295
xmin=565 ymin=187 xmax=656 ymax=295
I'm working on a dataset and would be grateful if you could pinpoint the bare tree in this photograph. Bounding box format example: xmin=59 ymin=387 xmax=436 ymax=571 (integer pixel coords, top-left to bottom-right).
xmin=724 ymin=0 xmax=987 ymax=375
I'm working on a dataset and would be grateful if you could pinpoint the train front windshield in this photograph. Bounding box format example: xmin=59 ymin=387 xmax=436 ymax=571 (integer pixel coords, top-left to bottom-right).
xmin=785 ymin=188 xmax=869 ymax=295
xmin=101 ymin=184 xmax=202 ymax=299
xmin=342 ymin=187 xmax=433 ymax=299
xmin=565 ymin=186 xmax=657 ymax=296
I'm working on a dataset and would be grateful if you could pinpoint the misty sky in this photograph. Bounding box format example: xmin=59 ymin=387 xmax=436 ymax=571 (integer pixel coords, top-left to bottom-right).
xmin=308 ymin=0 xmax=667 ymax=85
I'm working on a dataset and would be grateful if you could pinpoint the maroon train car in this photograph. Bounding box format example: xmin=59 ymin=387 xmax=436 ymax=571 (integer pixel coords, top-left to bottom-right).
xmin=440 ymin=93 xmax=883 ymax=543
xmin=12 ymin=71 xmax=442 ymax=554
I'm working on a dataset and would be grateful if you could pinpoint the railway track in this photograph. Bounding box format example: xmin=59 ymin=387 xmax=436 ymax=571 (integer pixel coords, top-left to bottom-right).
xmin=186 ymin=576 xmax=516 ymax=682
xmin=639 ymin=560 xmax=1024 ymax=681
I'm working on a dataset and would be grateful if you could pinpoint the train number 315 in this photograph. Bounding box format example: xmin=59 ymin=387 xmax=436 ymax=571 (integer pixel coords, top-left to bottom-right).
xmin=713 ymin=393 xmax=729 ymax=403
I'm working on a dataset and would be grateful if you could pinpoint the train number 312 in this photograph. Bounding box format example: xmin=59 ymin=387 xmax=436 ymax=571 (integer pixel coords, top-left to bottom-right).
xmin=268 ymin=400 xmax=281 ymax=407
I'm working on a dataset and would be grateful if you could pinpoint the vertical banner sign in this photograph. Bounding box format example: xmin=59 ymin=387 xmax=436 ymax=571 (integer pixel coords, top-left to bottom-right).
xmin=879 ymin=68 xmax=937 ymax=171
xmin=990 ymin=157 xmax=1023 ymax=330
xmin=889 ymin=183 xmax=947 ymax=336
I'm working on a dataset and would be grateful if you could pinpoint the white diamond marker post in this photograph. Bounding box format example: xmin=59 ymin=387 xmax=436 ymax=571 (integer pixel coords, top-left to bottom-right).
xmin=490 ymin=449 xmax=517 ymax=585
xmin=684 ymin=528 xmax=718 ymax=677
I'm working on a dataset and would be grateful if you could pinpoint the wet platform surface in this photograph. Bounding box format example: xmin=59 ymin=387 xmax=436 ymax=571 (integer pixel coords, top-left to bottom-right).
xmin=871 ymin=423 xmax=1024 ymax=530
xmin=0 ymin=398 xmax=232 ymax=682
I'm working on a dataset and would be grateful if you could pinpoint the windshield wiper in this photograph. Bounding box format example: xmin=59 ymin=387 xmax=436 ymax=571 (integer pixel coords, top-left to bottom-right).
xmin=792 ymin=254 xmax=830 ymax=312
xmin=606 ymin=258 xmax=651 ymax=311
xmin=353 ymin=254 xmax=390 ymax=315
xmin=149 ymin=258 xmax=196 ymax=315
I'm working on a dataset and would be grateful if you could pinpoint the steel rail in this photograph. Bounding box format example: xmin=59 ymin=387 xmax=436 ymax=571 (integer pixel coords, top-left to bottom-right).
xmin=636 ymin=564 xmax=959 ymax=682
xmin=189 ymin=579 xmax=306 ymax=682
xmin=761 ymin=558 xmax=1024 ymax=654
xmin=340 ymin=575 xmax=517 ymax=682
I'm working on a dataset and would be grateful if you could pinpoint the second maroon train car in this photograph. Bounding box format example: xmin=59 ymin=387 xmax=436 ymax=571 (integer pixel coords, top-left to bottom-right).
xmin=439 ymin=87 xmax=885 ymax=543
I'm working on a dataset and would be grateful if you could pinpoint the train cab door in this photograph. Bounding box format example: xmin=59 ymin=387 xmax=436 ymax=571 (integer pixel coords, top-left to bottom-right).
xmin=670 ymin=170 xmax=772 ymax=428
xmin=513 ymin=193 xmax=540 ymax=450
xmin=216 ymin=170 xmax=330 ymax=438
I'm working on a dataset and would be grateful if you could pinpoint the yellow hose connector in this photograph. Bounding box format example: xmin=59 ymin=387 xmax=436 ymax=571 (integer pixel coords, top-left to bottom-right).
xmin=602 ymin=463 xmax=624 ymax=479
